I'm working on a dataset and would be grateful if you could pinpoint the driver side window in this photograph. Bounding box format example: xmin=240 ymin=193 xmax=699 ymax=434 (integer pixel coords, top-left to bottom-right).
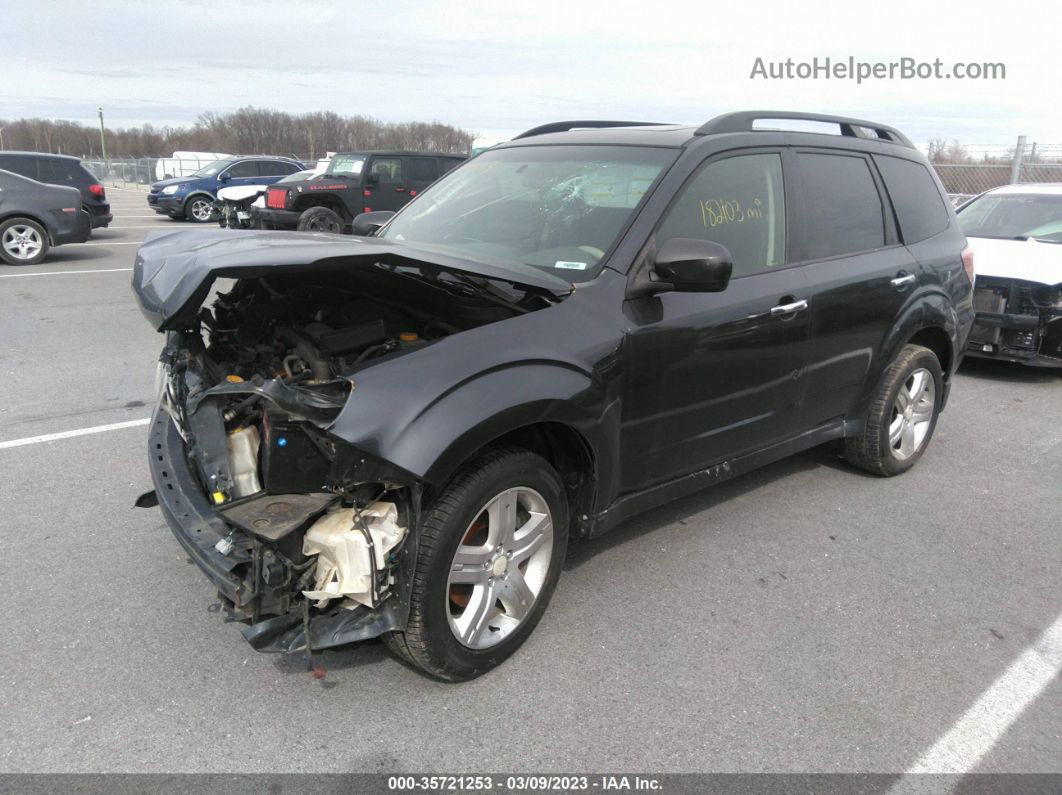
xmin=657 ymin=153 xmax=786 ymax=277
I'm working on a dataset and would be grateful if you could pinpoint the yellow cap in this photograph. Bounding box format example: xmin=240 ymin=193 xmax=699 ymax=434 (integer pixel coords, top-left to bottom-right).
xmin=211 ymin=491 xmax=227 ymax=504
xmin=225 ymin=374 xmax=244 ymax=383
xmin=399 ymin=332 xmax=419 ymax=342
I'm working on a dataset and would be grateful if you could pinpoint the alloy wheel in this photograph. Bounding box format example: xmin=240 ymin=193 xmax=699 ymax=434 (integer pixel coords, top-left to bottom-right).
xmin=2 ymin=225 xmax=43 ymax=261
xmin=189 ymin=199 xmax=213 ymax=221
xmin=889 ymin=367 xmax=935 ymax=461
xmin=445 ymin=487 xmax=554 ymax=649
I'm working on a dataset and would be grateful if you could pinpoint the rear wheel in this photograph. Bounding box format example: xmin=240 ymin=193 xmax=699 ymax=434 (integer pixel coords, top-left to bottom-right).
xmin=296 ymin=206 xmax=344 ymax=233
xmin=183 ymin=196 xmax=215 ymax=223
xmin=0 ymin=218 xmax=49 ymax=266
xmin=382 ymin=447 xmax=568 ymax=681
xmin=844 ymin=344 xmax=943 ymax=476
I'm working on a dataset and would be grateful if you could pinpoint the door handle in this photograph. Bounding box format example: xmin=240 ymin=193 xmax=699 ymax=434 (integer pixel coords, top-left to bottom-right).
xmin=770 ymin=299 xmax=808 ymax=316
xmin=890 ymin=273 xmax=917 ymax=288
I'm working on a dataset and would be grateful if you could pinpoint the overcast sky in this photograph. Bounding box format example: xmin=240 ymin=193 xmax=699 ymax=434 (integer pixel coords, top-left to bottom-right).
xmin=2 ymin=0 xmax=1058 ymax=151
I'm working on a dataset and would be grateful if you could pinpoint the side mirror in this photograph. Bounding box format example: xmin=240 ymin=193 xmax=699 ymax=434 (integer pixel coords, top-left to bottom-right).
xmin=218 ymin=172 xmax=231 ymax=183
xmin=351 ymin=210 xmax=395 ymax=236
xmin=631 ymin=237 xmax=733 ymax=297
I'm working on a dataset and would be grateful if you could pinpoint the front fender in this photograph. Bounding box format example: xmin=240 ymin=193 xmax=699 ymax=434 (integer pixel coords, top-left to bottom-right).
xmin=328 ymin=361 xmax=617 ymax=492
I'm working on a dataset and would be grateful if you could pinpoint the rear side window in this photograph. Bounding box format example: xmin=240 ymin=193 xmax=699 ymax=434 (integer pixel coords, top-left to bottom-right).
xmin=410 ymin=157 xmax=438 ymax=182
xmin=257 ymin=160 xmax=297 ymax=176
xmin=440 ymin=158 xmax=463 ymax=175
xmin=0 ymin=155 xmax=37 ymax=180
xmin=369 ymin=157 xmax=403 ymax=183
xmin=656 ymin=152 xmax=787 ymax=277
xmin=226 ymin=161 xmax=259 ymax=178
xmin=875 ymin=155 xmax=949 ymax=243
xmin=795 ymin=152 xmax=885 ymax=259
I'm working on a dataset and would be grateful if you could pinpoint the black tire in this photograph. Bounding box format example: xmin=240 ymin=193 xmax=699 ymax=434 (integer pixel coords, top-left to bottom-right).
xmin=296 ymin=206 xmax=344 ymax=234
xmin=383 ymin=447 xmax=569 ymax=681
xmin=0 ymin=217 xmax=50 ymax=266
xmin=844 ymin=344 xmax=943 ymax=476
xmin=183 ymin=195 xmax=215 ymax=223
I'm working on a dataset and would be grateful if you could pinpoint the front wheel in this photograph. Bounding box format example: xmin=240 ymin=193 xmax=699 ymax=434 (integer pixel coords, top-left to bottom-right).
xmin=383 ymin=447 xmax=568 ymax=681
xmin=296 ymin=206 xmax=344 ymax=233
xmin=0 ymin=218 xmax=50 ymax=266
xmin=183 ymin=196 xmax=215 ymax=223
xmin=844 ymin=344 xmax=943 ymax=476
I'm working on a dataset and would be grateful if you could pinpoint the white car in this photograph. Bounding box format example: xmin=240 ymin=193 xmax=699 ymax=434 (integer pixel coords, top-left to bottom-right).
xmin=957 ymin=183 xmax=1062 ymax=367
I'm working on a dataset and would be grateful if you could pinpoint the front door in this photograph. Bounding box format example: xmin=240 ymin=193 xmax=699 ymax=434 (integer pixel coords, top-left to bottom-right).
xmin=365 ymin=156 xmax=408 ymax=212
xmin=620 ymin=150 xmax=812 ymax=494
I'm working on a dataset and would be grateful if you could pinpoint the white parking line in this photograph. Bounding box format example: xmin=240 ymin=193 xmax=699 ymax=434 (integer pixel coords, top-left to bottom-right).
xmin=0 ymin=267 xmax=133 ymax=278
xmin=78 ymin=241 xmax=143 ymax=246
xmin=902 ymin=611 xmax=1062 ymax=775
xmin=0 ymin=418 xmax=151 ymax=450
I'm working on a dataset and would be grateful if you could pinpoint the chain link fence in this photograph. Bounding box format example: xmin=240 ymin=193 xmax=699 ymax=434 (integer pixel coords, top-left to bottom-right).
xmin=934 ymin=163 xmax=1062 ymax=206
xmin=81 ymin=155 xmax=318 ymax=190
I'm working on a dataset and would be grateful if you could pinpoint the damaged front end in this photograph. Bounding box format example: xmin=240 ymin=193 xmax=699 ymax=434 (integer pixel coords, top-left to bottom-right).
xmin=967 ymin=277 xmax=1062 ymax=367
xmin=136 ymin=231 xmax=566 ymax=653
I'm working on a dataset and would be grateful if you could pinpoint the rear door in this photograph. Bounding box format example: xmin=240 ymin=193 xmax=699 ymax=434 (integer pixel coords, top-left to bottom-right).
xmin=408 ymin=156 xmax=438 ymax=198
xmin=793 ymin=149 xmax=919 ymax=427
xmin=365 ymin=155 xmax=408 ymax=211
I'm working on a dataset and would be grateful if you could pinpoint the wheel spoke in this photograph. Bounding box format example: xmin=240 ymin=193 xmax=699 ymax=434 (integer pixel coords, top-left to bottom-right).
xmin=899 ymin=420 xmax=917 ymax=457
xmin=449 ymin=546 xmax=491 ymax=584
xmin=895 ymin=386 xmax=911 ymax=412
xmin=510 ymin=511 xmax=550 ymax=564
xmin=498 ymin=570 xmax=535 ymax=620
xmin=486 ymin=491 xmax=518 ymax=548
xmin=911 ymin=405 xmax=934 ymax=424
xmin=908 ymin=371 xmax=928 ymax=404
xmin=455 ymin=583 xmax=496 ymax=646
xmin=888 ymin=415 xmax=904 ymax=447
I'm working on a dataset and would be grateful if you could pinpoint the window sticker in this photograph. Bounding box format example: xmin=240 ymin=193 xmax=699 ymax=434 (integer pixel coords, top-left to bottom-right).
xmin=554 ymin=260 xmax=588 ymax=270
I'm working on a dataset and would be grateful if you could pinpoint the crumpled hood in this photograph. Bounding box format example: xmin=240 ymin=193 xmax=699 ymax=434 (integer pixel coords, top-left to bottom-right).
xmin=131 ymin=228 xmax=573 ymax=331
xmin=968 ymin=235 xmax=1062 ymax=286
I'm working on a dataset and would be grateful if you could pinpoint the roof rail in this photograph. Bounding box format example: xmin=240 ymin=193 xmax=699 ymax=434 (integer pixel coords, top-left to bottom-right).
xmin=695 ymin=111 xmax=914 ymax=148
xmin=513 ymin=120 xmax=670 ymax=140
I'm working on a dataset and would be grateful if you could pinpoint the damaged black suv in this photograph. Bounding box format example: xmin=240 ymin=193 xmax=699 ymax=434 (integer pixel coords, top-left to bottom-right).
xmin=134 ymin=112 xmax=974 ymax=681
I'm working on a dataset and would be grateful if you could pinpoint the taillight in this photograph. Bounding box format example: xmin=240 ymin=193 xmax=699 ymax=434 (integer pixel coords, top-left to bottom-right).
xmin=961 ymin=245 xmax=975 ymax=284
xmin=266 ymin=188 xmax=288 ymax=209
xmin=88 ymin=183 xmax=105 ymax=198
xmin=363 ymin=189 xmax=372 ymax=197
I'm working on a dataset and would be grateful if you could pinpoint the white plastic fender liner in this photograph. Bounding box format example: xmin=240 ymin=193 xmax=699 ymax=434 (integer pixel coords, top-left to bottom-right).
xmin=302 ymin=501 xmax=406 ymax=609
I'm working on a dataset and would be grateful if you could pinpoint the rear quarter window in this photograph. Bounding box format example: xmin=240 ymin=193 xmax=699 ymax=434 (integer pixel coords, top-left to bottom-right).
xmin=875 ymin=155 xmax=950 ymax=243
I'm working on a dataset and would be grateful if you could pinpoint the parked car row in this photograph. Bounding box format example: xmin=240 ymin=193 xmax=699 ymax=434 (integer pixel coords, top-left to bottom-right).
xmin=147 ymin=156 xmax=306 ymax=221
xmin=0 ymin=151 xmax=112 ymax=229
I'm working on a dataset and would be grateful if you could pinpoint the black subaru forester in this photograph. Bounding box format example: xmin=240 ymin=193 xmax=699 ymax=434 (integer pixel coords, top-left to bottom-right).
xmin=134 ymin=111 xmax=975 ymax=681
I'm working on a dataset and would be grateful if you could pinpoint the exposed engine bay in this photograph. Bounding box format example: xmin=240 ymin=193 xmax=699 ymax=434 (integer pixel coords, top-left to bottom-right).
xmin=152 ymin=261 xmax=557 ymax=649
xmin=969 ymin=277 xmax=1062 ymax=366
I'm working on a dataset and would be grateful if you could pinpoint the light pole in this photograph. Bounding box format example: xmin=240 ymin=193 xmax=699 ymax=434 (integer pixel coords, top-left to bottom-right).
xmin=0 ymin=126 xmax=4 ymax=149
xmin=97 ymin=106 xmax=107 ymax=161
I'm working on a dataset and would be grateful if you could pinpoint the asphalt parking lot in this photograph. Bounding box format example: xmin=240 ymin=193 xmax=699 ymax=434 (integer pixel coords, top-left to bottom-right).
xmin=0 ymin=187 xmax=1059 ymax=775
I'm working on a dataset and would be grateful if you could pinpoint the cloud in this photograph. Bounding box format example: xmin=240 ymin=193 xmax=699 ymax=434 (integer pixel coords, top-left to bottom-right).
xmin=2 ymin=0 xmax=1055 ymax=146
